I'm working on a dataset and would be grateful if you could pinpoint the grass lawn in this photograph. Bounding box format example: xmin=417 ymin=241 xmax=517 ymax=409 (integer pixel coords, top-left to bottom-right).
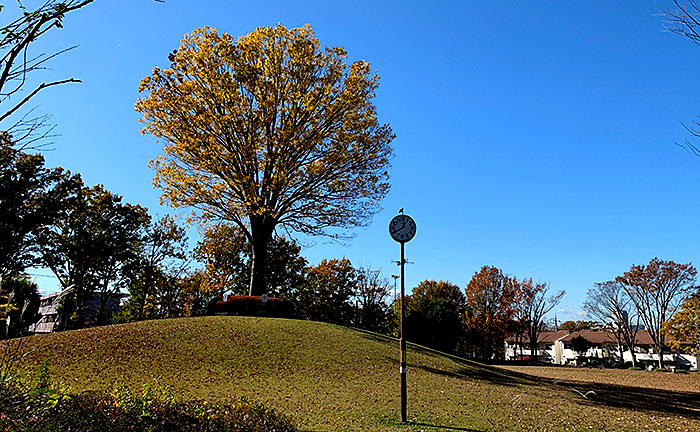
xmin=497 ymin=364 xmax=700 ymax=394
xmin=5 ymin=316 xmax=700 ymax=432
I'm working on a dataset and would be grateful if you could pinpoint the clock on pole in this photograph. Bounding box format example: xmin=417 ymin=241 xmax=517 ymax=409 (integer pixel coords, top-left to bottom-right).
xmin=389 ymin=214 xmax=416 ymax=243
xmin=389 ymin=211 xmax=416 ymax=423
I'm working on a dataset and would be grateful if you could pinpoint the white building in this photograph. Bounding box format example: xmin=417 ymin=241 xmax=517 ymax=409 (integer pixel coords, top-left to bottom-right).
xmin=28 ymin=292 xmax=60 ymax=333
xmin=505 ymin=329 xmax=698 ymax=371
xmin=28 ymin=291 xmax=126 ymax=333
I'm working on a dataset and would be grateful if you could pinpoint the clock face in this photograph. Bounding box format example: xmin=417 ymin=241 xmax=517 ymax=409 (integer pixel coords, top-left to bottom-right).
xmin=389 ymin=214 xmax=416 ymax=243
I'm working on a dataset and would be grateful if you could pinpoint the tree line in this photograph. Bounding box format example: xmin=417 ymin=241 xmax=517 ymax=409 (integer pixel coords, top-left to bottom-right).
xmin=2 ymin=138 xmax=698 ymax=369
xmin=1 ymin=1 xmax=699 ymax=367
xmin=584 ymin=258 xmax=699 ymax=369
xmin=0 ymin=138 xmax=396 ymax=336
xmin=402 ymin=259 xmax=699 ymax=367
xmin=1 ymin=147 xmax=568 ymax=356
xmin=397 ymin=268 xmax=564 ymax=361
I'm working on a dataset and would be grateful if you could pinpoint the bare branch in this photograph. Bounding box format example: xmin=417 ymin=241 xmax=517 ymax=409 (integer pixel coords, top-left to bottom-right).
xmin=0 ymin=77 xmax=80 ymax=124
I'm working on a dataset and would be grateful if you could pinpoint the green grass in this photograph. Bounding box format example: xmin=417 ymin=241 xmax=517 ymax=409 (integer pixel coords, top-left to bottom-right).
xmin=6 ymin=316 xmax=700 ymax=432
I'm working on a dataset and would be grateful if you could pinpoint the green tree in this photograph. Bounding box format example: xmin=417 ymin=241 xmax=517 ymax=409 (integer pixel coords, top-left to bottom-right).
xmin=616 ymin=257 xmax=697 ymax=369
xmin=296 ymin=258 xmax=356 ymax=325
xmin=120 ymin=215 xmax=188 ymax=322
xmin=408 ymin=279 xmax=466 ymax=312
xmin=265 ymin=236 xmax=308 ymax=300
xmin=39 ymin=183 xmax=149 ymax=328
xmin=404 ymin=280 xmax=465 ymax=354
xmin=0 ymin=134 xmax=76 ymax=280
xmin=406 ymin=299 xmax=462 ymax=354
xmin=194 ymin=223 xmax=249 ymax=295
xmin=136 ymin=24 xmax=394 ymax=296
xmin=0 ymin=274 xmax=40 ymax=338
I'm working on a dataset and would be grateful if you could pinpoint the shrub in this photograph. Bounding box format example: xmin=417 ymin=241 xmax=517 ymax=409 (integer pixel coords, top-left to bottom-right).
xmin=0 ymin=364 xmax=296 ymax=432
xmin=33 ymin=393 xmax=296 ymax=432
xmin=207 ymin=295 xmax=294 ymax=318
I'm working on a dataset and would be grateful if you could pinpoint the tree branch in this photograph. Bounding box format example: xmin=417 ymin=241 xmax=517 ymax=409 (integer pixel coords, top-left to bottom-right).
xmin=0 ymin=77 xmax=80 ymax=123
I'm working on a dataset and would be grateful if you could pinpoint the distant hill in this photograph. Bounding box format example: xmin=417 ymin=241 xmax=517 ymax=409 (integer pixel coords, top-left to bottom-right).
xmin=12 ymin=316 xmax=700 ymax=431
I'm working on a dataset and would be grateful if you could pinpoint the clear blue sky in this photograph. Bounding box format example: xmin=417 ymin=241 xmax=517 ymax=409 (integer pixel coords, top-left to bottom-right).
xmin=10 ymin=0 xmax=700 ymax=321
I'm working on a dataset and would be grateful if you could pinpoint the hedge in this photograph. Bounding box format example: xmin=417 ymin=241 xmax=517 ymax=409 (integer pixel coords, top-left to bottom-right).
xmin=207 ymin=295 xmax=294 ymax=318
xmin=0 ymin=379 xmax=296 ymax=432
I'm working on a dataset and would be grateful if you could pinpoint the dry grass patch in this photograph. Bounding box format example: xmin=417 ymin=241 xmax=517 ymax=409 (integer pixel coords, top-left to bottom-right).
xmin=497 ymin=365 xmax=700 ymax=394
xmin=3 ymin=316 xmax=699 ymax=432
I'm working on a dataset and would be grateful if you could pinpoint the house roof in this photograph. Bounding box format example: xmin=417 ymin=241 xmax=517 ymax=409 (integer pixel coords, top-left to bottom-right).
xmin=559 ymin=330 xmax=617 ymax=344
xmin=557 ymin=330 xmax=655 ymax=346
xmin=539 ymin=330 xmax=570 ymax=343
xmin=506 ymin=329 xmax=658 ymax=346
xmin=505 ymin=330 xmax=568 ymax=344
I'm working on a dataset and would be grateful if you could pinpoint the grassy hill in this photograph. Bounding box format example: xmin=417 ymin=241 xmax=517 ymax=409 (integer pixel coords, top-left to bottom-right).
xmin=8 ymin=316 xmax=700 ymax=431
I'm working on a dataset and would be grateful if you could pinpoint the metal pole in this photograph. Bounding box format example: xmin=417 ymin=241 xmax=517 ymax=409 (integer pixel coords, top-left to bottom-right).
xmin=399 ymin=241 xmax=407 ymax=423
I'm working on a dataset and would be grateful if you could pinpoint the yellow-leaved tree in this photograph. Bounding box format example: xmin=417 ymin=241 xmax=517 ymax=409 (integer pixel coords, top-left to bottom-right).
xmin=136 ymin=25 xmax=393 ymax=296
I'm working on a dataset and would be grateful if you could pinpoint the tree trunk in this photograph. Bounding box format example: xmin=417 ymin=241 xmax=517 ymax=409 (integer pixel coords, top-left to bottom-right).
xmin=657 ymin=340 xmax=665 ymax=369
xmin=248 ymin=217 xmax=275 ymax=296
xmin=530 ymin=335 xmax=538 ymax=361
xmin=616 ymin=341 xmax=622 ymax=363
xmin=628 ymin=344 xmax=637 ymax=368
xmin=97 ymin=288 xmax=108 ymax=326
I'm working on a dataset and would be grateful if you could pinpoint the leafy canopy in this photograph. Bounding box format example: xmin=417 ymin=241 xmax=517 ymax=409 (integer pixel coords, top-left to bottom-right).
xmin=0 ymin=133 xmax=76 ymax=278
xmin=296 ymin=258 xmax=356 ymax=325
xmin=616 ymin=257 xmax=697 ymax=368
xmin=136 ymin=24 xmax=394 ymax=239
xmin=663 ymin=291 xmax=700 ymax=356
xmin=463 ymin=266 xmax=519 ymax=360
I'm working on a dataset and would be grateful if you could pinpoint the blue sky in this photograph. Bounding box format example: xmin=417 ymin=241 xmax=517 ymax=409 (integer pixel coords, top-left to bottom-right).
xmin=9 ymin=0 xmax=700 ymax=321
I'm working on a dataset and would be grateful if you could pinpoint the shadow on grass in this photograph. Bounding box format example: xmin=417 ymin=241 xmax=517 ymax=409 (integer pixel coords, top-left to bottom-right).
xmin=435 ymin=359 xmax=700 ymax=418
xmin=412 ymin=363 xmax=523 ymax=388
xmin=480 ymin=366 xmax=700 ymax=418
xmin=355 ymin=328 xmax=700 ymax=419
xmin=546 ymin=377 xmax=699 ymax=418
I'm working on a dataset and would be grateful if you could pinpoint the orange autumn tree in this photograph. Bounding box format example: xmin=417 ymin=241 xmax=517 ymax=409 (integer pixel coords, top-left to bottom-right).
xmin=663 ymin=292 xmax=700 ymax=357
xmin=464 ymin=266 xmax=519 ymax=360
xmin=616 ymin=258 xmax=697 ymax=369
xmin=136 ymin=25 xmax=393 ymax=296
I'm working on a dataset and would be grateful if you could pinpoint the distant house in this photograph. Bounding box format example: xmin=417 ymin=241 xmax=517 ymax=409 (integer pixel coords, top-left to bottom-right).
xmin=505 ymin=330 xmax=568 ymax=363
xmin=28 ymin=291 xmax=126 ymax=334
xmin=28 ymin=292 xmax=61 ymax=333
xmin=505 ymin=329 xmax=698 ymax=371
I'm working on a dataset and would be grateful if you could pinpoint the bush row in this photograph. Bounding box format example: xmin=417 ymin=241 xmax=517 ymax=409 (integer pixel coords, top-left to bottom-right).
xmin=0 ymin=377 xmax=296 ymax=432
xmin=207 ymin=295 xmax=294 ymax=318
